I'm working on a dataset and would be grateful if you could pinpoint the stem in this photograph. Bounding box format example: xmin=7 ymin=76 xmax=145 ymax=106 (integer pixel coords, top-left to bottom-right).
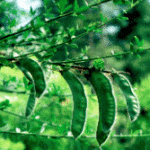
xmin=47 ymin=51 xmax=131 ymax=65
xmin=0 ymin=131 xmax=149 ymax=138
xmin=6 ymin=0 xmax=142 ymax=60
xmin=0 ymin=0 xmax=111 ymax=42
xmin=0 ymin=88 xmax=26 ymax=94
xmin=53 ymin=63 xmax=130 ymax=75
xmin=0 ymin=0 xmax=142 ymax=61
xmin=0 ymin=110 xmax=56 ymax=127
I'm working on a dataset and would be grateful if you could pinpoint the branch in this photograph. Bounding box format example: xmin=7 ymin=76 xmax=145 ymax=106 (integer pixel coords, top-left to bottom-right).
xmin=0 ymin=110 xmax=57 ymax=127
xmin=0 ymin=88 xmax=26 ymax=94
xmin=44 ymin=46 xmax=150 ymax=65
xmin=0 ymin=131 xmax=148 ymax=138
xmin=0 ymin=0 xmax=142 ymax=61
xmin=48 ymin=52 xmax=131 ymax=65
xmin=0 ymin=0 xmax=111 ymax=42
xmin=6 ymin=0 xmax=142 ymax=60
xmin=52 ymin=63 xmax=130 ymax=75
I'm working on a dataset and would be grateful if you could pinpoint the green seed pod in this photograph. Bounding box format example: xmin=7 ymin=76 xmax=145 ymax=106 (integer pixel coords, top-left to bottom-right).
xmin=16 ymin=58 xmax=46 ymax=98
xmin=60 ymin=70 xmax=87 ymax=139
xmin=25 ymin=85 xmax=36 ymax=117
xmin=112 ymin=73 xmax=140 ymax=122
xmin=85 ymin=70 xmax=116 ymax=146
xmin=97 ymin=130 xmax=110 ymax=146
xmin=17 ymin=65 xmax=33 ymax=83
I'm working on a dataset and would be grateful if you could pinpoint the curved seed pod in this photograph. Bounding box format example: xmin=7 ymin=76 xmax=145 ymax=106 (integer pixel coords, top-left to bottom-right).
xmin=60 ymin=70 xmax=87 ymax=139
xmin=17 ymin=65 xmax=32 ymax=83
xmin=112 ymin=73 xmax=140 ymax=122
xmin=97 ymin=130 xmax=110 ymax=146
xmin=25 ymin=84 xmax=36 ymax=117
xmin=16 ymin=58 xmax=46 ymax=98
xmin=85 ymin=71 xmax=116 ymax=146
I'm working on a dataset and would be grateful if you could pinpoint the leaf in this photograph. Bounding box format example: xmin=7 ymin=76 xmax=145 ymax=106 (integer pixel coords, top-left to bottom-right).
xmin=10 ymin=19 xmax=17 ymax=28
xmin=78 ymin=14 xmax=86 ymax=20
xmin=70 ymin=44 xmax=78 ymax=49
xmin=130 ymin=42 xmax=134 ymax=53
xmin=0 ymin=58 xmax=9 ymax=66
xmin=0 ymin=99 xmax=11 ymax=110
xmin=0 ymin=115 xmax=7 ymax=127
xmin=61 ymin=70 xmax=87 ymax=139
xmin=16 ymin=58 xmax=46 ymax=98
xmin=100 ymin=13 xmax=107 ymax=23
xmin=58 ymin=0 xmax=68 ymax=14
xmin=63 ymin=5 xmax=72 ymax=13
xmin=112 ymin=73 xmax=140 ymax=122
xmin=30 ymin=6 xmax=36 ymax=16
xmin=118 ymin=17 xmax=129 ymax=21
xmin=25 ymin=85 xmax=36 ymax=117
xmin=74 ymin=0 xmax=79 ymax=12
xmin=76 ymin=6 xmax=89 ymax=13
xmin=36 ymin=18 xmax=45 ymax=27
xmin=93 ymin=59 xmax=104 ymax=70
xmin=134 ymin=36 xmax=140 ymax=46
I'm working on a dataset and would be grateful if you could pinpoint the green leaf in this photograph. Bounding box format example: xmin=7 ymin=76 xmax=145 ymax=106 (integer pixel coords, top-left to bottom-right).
xmin=23 ymin=30 xmax=29 ymax=39
xmin=62 ymin=5 xmax=72 ymax=14
xmin=58 ymin=0 xmax=68 ymax=14
xmin=36 ymin=18 xmax=45 ymax=27
xmin=0 ymin=99 xmax=11 ymax=110
xmin=100 ymin=14 xmax=107 ymax=23
xmin=134 ymin=36 xmax=140 ymax=45
xmin=118 ymin=17 xmax=129 ymax=21
xmin=30 ymin=20 xmax=34 ymax=27
xmin=76 ymin=6 xmax=89 ymax=13
xmin=130 ymin=42 xmax=134 ymax=52
xmin=74 ymin=0 xmax=79 ymax=12
xmin=10 ymin=19 xmax=17 ymax=28
xmin=0 ymin=58 xmax=9 ymax=66
xmin=30 ymin=6 xmax=36 ymax=16
xmin=0 ymin=115 xmax=7 ymax=127
xmin=70 ymin=44 xmax=78 ymax=49
xmin=93 ymin=59 xmax=105 ymax=70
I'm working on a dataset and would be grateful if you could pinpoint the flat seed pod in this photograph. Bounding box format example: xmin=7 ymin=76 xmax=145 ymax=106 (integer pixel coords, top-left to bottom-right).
xmin=112 ymin=73 xmax=140 ymax=122
xmin=25 ymin=85 xmax=36 ymax=117
xmin=17 ymin=65 xmax=33 ymax=83
xmin=85 ymin=71 xmax=116 ymax=146
xmin=60 ymin=70 xmax=87 ymax=139
xmin=97 ymin=129 xmax=110 ymax=146
xmin=16 ymin=58 xmax=46 ymax=98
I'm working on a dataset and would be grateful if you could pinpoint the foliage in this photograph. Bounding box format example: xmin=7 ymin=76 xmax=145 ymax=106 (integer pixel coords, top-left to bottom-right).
xmin=0 ymin=0 xmax=149 ymax=149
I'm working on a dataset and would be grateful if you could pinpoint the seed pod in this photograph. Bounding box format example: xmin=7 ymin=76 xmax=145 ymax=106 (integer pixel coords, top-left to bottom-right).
xmin=16 ymin=58 xmax=46 ymax=98
xmin=17 ymin=65 xmax=32 ymax=83
xmin=60 ymin=70 xmax=87 ymax=139
xmin=25 ymin=85 xmax=36 ymax=117
xmin=85 ymin=70 xmax=116 ymax=146
xmin=112 ymin=73 xmax=140 ymax=122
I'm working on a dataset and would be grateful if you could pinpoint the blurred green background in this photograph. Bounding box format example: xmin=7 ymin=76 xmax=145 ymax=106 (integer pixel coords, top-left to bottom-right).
xmin=1 ymin=0 xmax=150 ymax=149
